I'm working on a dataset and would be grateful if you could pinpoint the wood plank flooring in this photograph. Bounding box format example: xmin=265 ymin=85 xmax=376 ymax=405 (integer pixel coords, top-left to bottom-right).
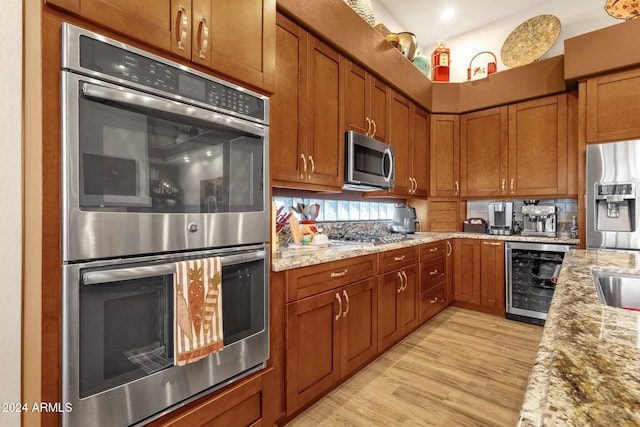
xmin=284 ymin=307 xmax=543 ymax=427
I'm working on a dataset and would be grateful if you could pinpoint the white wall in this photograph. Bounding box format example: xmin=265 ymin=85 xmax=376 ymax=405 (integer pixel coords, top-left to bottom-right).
xmin=0 ymin=0 xmax=23 ymax=425
xmin=372 ymin=0 xmax=621 ymax=82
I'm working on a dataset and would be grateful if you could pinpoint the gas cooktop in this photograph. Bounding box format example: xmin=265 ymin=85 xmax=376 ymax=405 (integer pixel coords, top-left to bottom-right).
xmin=327 ymin=230 xmax=411 ymax=246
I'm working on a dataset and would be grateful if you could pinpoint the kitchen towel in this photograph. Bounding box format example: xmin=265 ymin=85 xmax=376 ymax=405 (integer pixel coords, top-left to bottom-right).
xmin=174 ymin=257 xmax=224 ymax=366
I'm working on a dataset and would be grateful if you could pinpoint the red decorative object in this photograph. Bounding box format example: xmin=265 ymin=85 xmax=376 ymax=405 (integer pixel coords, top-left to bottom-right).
xmin=431 ymin=40 xmax=450 ymax=82
xmin=467 ymin=51 xmax=498 ymax=80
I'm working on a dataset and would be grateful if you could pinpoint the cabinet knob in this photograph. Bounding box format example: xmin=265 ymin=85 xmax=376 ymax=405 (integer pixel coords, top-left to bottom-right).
xmin=429 ymin=269 xmax=439 ymax=276
xmin=430 ymin=296 xmax=439 ymax=304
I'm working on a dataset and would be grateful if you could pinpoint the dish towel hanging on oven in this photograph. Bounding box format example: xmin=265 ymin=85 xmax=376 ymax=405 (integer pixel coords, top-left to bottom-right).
xmin=174 ymin=257 xmax=224 ymax=366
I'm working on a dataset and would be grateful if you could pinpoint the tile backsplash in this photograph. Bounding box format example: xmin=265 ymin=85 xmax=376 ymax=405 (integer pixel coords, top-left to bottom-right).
xmin=466 ymin=198 xmax=579 ymax=233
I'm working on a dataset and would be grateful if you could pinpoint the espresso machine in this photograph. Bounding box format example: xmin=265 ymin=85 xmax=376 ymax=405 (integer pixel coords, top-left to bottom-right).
xmin=488 ymin=201 xmax=513 ymax=235
xmin=521 ymin=205 xmax=557 ymax=237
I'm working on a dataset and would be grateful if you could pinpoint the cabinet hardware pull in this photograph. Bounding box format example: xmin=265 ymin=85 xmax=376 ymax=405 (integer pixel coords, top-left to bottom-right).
xmin=394 ymin=255 xmax=406 ymax=261
xmin=335 ymin=292 xmax=342 ymax=320
xmin=401 ymin=271 xmax=408 ymax=291
xmin=330 ymin=269 xmax=348 ymax=278
xmin=371 ymin=119 xmax=377 ymax=138
xmin=482 ymin=241 xmax=501 ymax=246
xmin=510 ymin=178 xmax=515 ymax=193
xmin=176 ymin=5 xmax=189 ymax=51
xmin=308 ymin=155 xmax=315 ymax=179
xmin=397 ymin=271 xmax=403 ymax=293
xmin=365 ymin=117 xmax=371 ymax=136
xmin=455 ymin=180 xmax=459 ymax=195
xmin=429 ymin=247 xmax=439 ymax=253
xmin=429 ymin=269 xmax=438 ymax=276
xmin=430 ymin=297 xmax=439 ymax=304
xmin=197 ymin=17 xmax=209 ymax=59
xmin=342 ymin=290 xmax=350 ymax=317
xmin=501 ymin=178 xmax=506 ymax=193
xmin=446 ymin=241 xmax=452 ymax=256
xmin=413 ymin=177 xmax=418 ymax=193
xmin=300 ymin=154 xmax=307 ymax=179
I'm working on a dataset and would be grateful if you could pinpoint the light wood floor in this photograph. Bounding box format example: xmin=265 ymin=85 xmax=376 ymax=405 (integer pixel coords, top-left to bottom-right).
xmin=285 ymin=307 xmax=543 ymax=427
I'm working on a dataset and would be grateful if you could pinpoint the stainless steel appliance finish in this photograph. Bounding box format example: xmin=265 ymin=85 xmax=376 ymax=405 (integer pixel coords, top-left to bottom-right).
xmin=586 ymin=140 xmax=639 ymax=250
xmin=343 ymin=130 xmax=395 ymax=191
xmin=521 ymin=205 xmax=558 ymax=237
xmin=62 ymin=244 xmax=269 ymax=427
xmin=505 ymin=241 xmax=575 ymax=325
xmin=488 ymin=201 xmax=513 ymax=235
xmin=390 ymin=205 xmax=421 ymax=234
xmin=61 ymin=23 xmax=270 ymax=261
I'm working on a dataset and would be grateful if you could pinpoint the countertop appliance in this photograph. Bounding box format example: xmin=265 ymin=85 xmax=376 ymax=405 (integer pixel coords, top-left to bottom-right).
xmin=488 ymin=201 xmax=513 ymax=235
xmin=343 ymin=130 xmax=395 ymax=191
xmin=60 ymin=24 xmax=270 ymax=427
xmin=586 ymin=140 xmax=639 ymax=250
xmin=505 ymin=241 xmax=575 ymax=325
xmin=521 ymin=205 xmax=558 ymax=237
xmin=61 ymin=23 xmax=269 ymax=261
xmin=390 ymin=205 xmax=421 ymax=234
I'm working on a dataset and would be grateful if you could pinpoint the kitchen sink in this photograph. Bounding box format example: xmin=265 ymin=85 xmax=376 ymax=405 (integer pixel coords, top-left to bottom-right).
xmin=593 ymin=270 xmax=640 ymax=310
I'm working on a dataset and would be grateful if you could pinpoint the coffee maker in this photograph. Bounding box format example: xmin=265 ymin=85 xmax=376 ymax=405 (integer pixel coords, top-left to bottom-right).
xmin=488 ymin=201 xmax=513 ymax=235
xmin=521 ymin=205 xmax=557 ymax=237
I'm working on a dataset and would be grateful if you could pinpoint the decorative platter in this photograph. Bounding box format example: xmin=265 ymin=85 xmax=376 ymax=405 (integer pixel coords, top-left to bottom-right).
xmin=500 ymin=14 xmax=561 ymax=68
xmin=605 ymin=0 xmax=640 ymax=20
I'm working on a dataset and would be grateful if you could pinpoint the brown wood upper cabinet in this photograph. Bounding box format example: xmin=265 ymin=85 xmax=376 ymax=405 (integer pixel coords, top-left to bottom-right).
xmin=410 ymin=105 xmax=430 ymax=197
xmin=344 ymin=60 xmax=389 ymax=143
xmin=430 ymin=114 xmax=460 ymax=197
xmin=271 ymin=14 xmax=344 ymax=191
xmin=586 ymin=66 xmax=640 ymax=143
xmin=46 ymin=0 xmax=275 ymax=91
xmin=460 ymin=94 xmax=571 ymax=198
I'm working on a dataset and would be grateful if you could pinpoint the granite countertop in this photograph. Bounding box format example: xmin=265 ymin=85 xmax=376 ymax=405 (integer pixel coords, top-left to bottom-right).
xmin=519 ymin=249 xmax=640 ymax=426
xmin=271 ymin=232 xmax=579 ymax=272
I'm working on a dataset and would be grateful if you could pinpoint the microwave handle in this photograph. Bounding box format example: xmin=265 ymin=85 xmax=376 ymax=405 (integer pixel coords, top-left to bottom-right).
xmin=382 ymin=148 xmax=393 ymax=183
xmin=83 ymin=250 xmax=266 ymax=285
xmin=80 ymin=81 xmax=266 ymax=137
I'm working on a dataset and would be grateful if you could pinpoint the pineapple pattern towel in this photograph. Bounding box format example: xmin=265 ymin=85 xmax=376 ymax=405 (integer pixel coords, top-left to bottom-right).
xmin=174 ymin=257 xmax=224 ymax=366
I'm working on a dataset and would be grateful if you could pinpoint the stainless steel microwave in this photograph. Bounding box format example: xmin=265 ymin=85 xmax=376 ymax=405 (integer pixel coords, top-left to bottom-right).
xmin=343 ymin=130 xmax=395 ymax=192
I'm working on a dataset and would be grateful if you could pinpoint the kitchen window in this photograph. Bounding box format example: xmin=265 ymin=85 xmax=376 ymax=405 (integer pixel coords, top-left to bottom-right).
xmin=273 ymin=197 xmax=396 ymax=221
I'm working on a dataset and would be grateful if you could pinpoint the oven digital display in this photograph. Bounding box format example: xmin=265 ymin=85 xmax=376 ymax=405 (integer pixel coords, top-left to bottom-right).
xmin=178 ymin=73 xmax=205 ymax=101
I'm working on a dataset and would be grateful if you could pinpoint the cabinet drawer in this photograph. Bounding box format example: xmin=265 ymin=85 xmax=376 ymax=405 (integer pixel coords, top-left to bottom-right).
xmin=420 ymin=257 xmax=445 ymax=292
xmin=286 ymin=254 xmax=378 ymax=302
xmin=379 ymin=246 xmax=418 ymax=273
xmin=420 ymin=283 xmax=447 ymax=322
xmin=420 ymin=241 xmax=447 ymax=262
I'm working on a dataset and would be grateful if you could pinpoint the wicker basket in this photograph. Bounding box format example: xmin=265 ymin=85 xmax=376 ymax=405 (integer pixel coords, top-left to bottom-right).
xmin=343 ymin=0 xmax=376 ymax=26
xmin=467 ymin=51 xmax=497 ymax=80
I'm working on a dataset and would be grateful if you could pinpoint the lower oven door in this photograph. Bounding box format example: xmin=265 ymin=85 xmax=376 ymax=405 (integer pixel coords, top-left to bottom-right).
xmin=62 ymin=244 xmax=269 ymax=427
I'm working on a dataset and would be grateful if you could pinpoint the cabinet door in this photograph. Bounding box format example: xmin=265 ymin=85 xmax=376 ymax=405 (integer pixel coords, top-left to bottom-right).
xmin=285 ymin=290 xmax=340 ymax=415
xmin=430 ymin=114 xmax=460 ymax=197
xmin=480 ymin=240 xmax=505 ymax=312
xmin=508 ymin=94 xmax=568 ymax=196
xmin=370 ymin=77 xmax=389 ymax=143
xmin=344 ymin=61 xmax=369 ymax=135
xmin=47 ymin=0 xmax=189 ymax=59
xmin=445 ymin=240 xmax=454 ymax=304
xmin=460 ymin=106 xmax=508 ymax=198
xmin=453 ymin=239 xmax=480 ymax=304
xmin=305 ymin=35 xmax=344 ymax=189
xmin=377 ymin=271 xmax=401 ymax=350
xmin=389 ymin=91 xmax=412 ymax=195
xmin=340 ymin=278 xmax=378 ymax=377
xmin=399 ymin=266 xmax=419 ymax=333
xmin=271 ymin=14 xmax=306 ymax=185
xmin=208 ymin=0 xmax=275 ymax=91
xmin=586 ymin=67 xmax=640 ymax=143
xmin=411 ymin=105 xmax=430 ymax=197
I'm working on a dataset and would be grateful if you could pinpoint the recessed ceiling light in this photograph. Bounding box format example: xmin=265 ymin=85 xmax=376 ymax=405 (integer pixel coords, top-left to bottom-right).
xmin=440 ymin=8 xmax=455 ymax=21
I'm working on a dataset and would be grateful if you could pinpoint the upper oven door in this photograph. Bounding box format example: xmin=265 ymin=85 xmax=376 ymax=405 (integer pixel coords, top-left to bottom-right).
xmin=62 ymin=72 xmax=270 ymax=261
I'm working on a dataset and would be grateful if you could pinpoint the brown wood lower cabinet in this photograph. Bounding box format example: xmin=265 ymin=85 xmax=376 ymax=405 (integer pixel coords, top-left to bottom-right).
xmin=377 ymin=265 xmax=418 ymax=351
xmin=453 ymin=239 xmax=505 ymax=316
xmin=285 ymin=277 xmax=377 ymax=416
xmin=419 ymin=241 xmax=448 ymax=322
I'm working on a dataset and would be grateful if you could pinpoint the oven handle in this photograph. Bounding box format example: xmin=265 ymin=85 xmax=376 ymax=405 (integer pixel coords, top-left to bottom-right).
xmin=80 ymin=81 xmax=267 ymax=137
xmin=82 ymin=250 xmax=267 ymax=285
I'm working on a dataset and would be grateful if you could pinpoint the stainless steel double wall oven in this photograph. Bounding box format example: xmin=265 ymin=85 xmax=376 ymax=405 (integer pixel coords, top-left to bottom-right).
xmin=60 ymin=24 xmax=270 ymax=426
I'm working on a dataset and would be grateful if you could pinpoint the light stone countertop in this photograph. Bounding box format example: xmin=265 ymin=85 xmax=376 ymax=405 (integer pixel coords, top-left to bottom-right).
xmin=519 ymin=249 xmax=640 ymax=426
xmin=271 ymin=232 xmax=579 ymax=272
